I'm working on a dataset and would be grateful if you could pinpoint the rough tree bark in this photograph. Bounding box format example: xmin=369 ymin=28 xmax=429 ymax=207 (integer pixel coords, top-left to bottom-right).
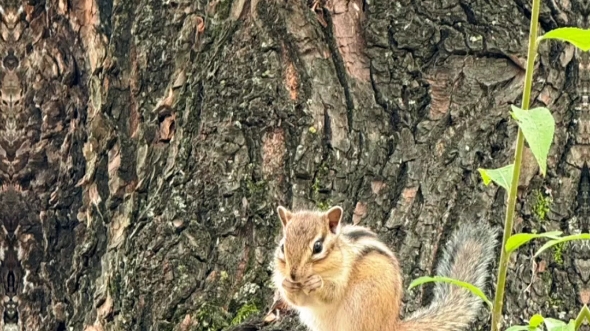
xmin=3 ymin=0 xmax=586 ymax=330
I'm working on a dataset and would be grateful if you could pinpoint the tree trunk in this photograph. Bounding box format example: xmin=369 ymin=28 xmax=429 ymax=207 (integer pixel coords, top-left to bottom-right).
xmin=4 ymin=0 xmax=582 ymax=330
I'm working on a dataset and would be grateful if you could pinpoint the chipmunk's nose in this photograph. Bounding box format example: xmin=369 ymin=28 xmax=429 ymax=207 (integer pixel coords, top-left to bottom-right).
xmin=289 ymin=267 xmax=299 ymax=281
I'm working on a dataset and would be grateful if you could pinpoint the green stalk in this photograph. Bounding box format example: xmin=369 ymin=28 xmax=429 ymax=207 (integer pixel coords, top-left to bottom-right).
xmin=575 ymin=305 xmax=590 ymax=330
xmin=490 ymin=0 xmax=541 ymax=330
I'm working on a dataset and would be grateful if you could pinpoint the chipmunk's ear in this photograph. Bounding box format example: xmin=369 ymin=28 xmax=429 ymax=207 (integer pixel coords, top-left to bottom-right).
xmin=326 ymin=206 xmax=343 ymax=234
xmin=277 ymin=206 xmax=293 ymax=227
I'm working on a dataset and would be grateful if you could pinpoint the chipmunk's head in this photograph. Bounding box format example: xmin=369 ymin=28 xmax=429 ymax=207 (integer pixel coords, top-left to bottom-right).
xmin=274 ymin=205 xmax=343 ymax=282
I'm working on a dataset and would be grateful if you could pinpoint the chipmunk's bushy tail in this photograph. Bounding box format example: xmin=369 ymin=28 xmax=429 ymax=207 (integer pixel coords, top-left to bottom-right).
xmin=398 ymin=222 xmax=498 ymax=331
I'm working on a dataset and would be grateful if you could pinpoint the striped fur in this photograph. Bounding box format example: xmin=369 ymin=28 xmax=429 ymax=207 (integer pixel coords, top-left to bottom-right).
xmin=272 ymin=206 xmax=497 ymax=331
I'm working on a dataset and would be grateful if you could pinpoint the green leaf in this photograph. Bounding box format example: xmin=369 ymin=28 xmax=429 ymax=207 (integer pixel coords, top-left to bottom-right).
xmin=534 ymin=234 xmax=590 ymax=258
xmin=529 ymin=314 xmax=545 ymax=328
xmin=478 ymin=164 xmax=514 ymax=191
xmin=407 ymin=276 xmax=492 ymax=309
xmin=510 ymin=106 xmax=555 ymax=176
xmin=539 ymin=27 xmax=590 ymax=51
xmin=505 ymin=326 xmax=532 ymax=331
xmin=566 ymin=320 xmax=576 ymax=331
xmin=505 ymin=231 xmax=562 ymax=253
xmin=544 ymin=318 xmax=576 ymax=331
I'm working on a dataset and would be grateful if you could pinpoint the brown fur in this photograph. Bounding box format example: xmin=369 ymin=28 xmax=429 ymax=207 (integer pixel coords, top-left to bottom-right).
xmin=272 ymin=205 xmax=496 ymax=331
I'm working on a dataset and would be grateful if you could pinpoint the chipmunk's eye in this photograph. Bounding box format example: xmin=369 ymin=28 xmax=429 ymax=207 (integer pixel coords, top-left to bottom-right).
xmin=312 ymin=239 xmax=323 ymax=254
xmin=281 ymin=244 xmax=284 ymax=253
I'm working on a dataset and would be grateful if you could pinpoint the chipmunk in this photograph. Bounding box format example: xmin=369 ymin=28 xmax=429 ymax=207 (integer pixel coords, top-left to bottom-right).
xmin=272 ymin=205 xmax=497 ymax=331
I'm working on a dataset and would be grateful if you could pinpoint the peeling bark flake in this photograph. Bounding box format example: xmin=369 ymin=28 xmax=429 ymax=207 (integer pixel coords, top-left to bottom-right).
xmin=326 ymin=0 xmax=370 ymax=81
xmin=262 ymin=128 xmax=286 ymax=179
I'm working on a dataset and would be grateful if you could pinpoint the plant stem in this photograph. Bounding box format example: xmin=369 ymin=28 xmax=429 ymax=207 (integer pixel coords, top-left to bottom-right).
xmin=575 ymin=305 xmax=590 ymax=330
xmin=490 ymin=0 xmax=541 ymax=330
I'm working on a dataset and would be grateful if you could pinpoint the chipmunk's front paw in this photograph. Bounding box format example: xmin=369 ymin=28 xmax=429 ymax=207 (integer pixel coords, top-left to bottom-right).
xmin=302 ymin=275 xmax=323 ymax=295
xmin=282 ymin=278 xmax=301 ymax=293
